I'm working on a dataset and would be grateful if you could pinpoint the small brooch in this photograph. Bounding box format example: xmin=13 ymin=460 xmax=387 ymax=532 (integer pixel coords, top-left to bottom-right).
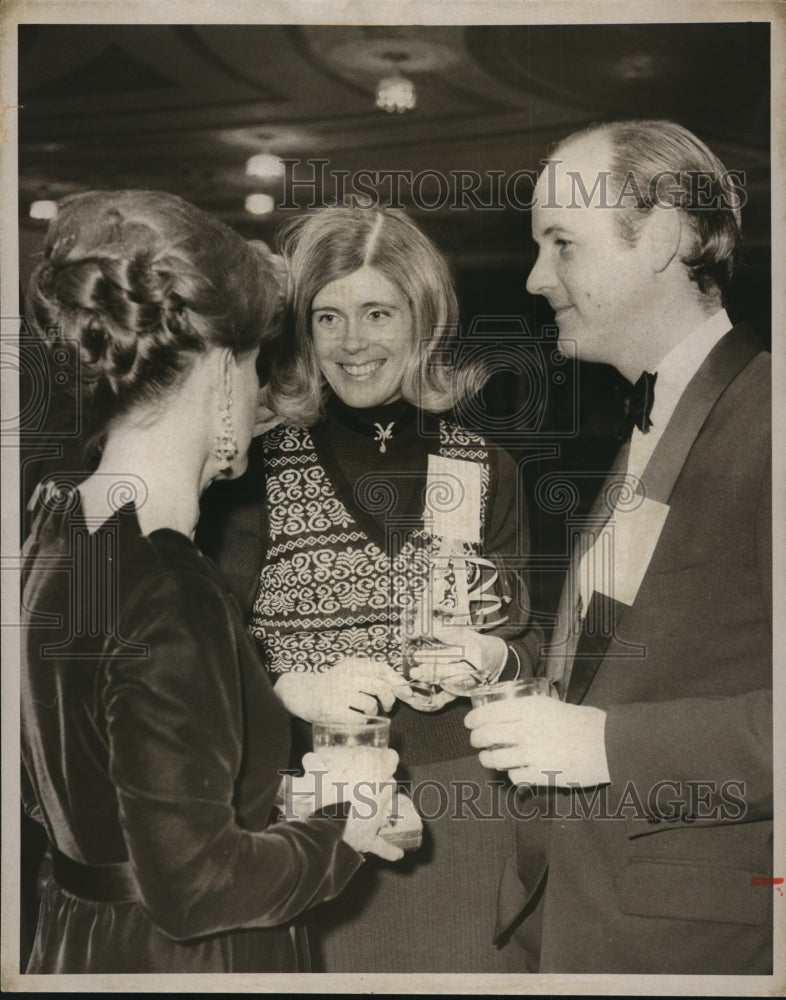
xmin=373 ymin=421 xmax=395 ymax=454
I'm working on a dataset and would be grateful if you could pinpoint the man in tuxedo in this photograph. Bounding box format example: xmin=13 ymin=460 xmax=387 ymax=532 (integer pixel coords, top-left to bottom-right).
xmin=465 ymin=120 xmax=772 ymax=974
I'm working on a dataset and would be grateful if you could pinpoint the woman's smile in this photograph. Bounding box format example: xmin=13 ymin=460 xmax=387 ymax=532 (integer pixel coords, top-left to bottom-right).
xmin=338 ymin=359 xmax=387 ymax=380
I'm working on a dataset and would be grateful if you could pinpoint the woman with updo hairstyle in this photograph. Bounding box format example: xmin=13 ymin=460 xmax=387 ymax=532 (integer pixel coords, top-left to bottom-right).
xmin=20 ymin=190 xmax=403 ymax=975
xmin=204 ymin=207 xmax=540 ymax=973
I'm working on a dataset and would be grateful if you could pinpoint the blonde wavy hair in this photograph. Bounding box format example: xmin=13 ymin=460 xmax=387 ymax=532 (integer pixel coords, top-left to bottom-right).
xmin=266 ymin=207 xmax=486 ymax=426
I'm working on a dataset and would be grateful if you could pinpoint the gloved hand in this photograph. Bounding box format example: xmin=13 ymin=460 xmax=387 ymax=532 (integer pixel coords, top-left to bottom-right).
xmin=279 ymin=750 xmax=405 ymax=861
xmin=465 ymin=696 xmax=610 ymax=787
xmin=274 ymin=657 xmax=403 ymax=723
xmin=404 ymin=619 xmax=508 ymax=706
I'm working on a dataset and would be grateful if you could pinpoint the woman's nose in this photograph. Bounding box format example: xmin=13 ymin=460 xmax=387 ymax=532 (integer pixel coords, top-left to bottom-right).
xmin=341 ymin=317 xmax=369 ymax=353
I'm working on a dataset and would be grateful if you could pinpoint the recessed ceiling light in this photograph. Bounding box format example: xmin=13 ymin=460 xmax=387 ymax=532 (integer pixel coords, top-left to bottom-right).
xmin=326 ymin=36 xmax=457 ymax=74
xmin=30 ymin=200 xmax=58 ymax=220
xmin=616 ymin=53 xmax=658 ymax=80
xmin=245 ymin=193 xmax=275 ymax=215
xmin=246 ymin=153 xmax=285 ymax=180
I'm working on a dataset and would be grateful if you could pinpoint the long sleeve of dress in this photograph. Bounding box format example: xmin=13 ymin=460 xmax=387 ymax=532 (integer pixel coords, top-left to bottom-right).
xmin=101 ymin=566 xmax=363 ymax=942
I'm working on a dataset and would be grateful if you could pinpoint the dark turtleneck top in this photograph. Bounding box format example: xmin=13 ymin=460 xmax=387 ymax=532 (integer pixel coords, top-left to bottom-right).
xmin=310 ymin=396 xmax=439 ymax=537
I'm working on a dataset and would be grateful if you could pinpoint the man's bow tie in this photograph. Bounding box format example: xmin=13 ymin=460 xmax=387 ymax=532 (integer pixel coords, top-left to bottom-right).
xmin=616 ymin=370 xmax=657 ymax=442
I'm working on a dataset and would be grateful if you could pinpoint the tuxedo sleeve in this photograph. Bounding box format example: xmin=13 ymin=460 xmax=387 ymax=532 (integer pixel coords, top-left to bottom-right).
xmin=605 ymin=431 xmax=772 ymax=835
xmin=605 ymin=687 xmax=772 ymax=836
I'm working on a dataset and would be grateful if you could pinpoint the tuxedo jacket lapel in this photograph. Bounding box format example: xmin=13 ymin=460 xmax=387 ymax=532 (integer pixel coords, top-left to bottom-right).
xmin=542 ymin=443 xmax=630 ymax=695
xmin=643 ymin=323 xmax=762 ymax=503
xmin=565 ymin=324 xmax=763 ymax=704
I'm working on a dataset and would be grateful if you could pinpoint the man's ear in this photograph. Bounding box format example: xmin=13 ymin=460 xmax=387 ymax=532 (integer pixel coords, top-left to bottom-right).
xmin=643 ymin=206 xmax=682 ymax=274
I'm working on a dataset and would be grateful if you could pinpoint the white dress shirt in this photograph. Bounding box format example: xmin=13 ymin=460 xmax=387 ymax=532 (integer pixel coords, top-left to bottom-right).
xmin=578 ymin=308 xmax=732 ymax=617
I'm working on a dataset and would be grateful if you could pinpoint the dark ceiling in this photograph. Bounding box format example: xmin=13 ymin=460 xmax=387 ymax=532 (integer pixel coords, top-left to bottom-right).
xmin=11 ymin=19 xmax=776 ymax=596
xmin=17 ymin=22 xmax=772 ymax=333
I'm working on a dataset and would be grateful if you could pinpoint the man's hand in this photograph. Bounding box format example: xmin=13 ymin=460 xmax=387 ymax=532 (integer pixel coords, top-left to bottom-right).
xmin=273 ymin=658 xmax=402 ymax=723
xmin=465 ymin=695 xmax=611 ymax=787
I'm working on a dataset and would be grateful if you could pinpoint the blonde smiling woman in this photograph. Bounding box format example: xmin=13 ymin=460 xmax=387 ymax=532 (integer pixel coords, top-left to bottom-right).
xmin=205 ymin=207 xmax=541 ymax=973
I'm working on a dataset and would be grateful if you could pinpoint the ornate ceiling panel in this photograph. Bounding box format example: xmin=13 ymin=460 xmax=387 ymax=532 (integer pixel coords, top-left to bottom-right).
xmin=17 ymin=23 xmax=771 ymax=267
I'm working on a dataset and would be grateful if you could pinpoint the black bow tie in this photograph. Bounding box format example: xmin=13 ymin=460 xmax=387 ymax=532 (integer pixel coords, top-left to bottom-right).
xmin=616 ymin=370 xmax=657 ymax=442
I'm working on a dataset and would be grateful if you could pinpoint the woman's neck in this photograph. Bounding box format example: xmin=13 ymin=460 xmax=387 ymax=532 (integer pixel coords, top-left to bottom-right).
xmin=327 ymin=393 xmax=416 ymax=425
xmin=80 ymin=419 xmax=210 ymax=538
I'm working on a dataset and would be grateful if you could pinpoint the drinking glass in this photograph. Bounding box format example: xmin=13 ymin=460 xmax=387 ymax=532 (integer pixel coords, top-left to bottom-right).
xmin=312 ymin=716 xmax=392 ymax=780
xmin=399 ymin=546 xmax=508 ymax=709
xmin=469 ymin=677 xmax=556 ymax=709
xmin=399 ymin=601 xmax=452 ymax=712
xmin=312 ymin=716 xmax=422 ymax=850
xmin=470 ymin=677 xmax=557 ymax=753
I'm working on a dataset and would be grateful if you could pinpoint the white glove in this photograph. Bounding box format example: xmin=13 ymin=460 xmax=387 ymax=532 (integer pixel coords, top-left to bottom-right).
xmin=402 ymin=620 xmax=508 ymax=710
xmin=274 ymin=657 xmax=403 ymax=723
xmin=465 ymin=696 xmax=611 ymax=787
xmin=280 ymin=750 xmax=405 ymax=862
xmin=342 ymin=781 xmax=405 ymax=861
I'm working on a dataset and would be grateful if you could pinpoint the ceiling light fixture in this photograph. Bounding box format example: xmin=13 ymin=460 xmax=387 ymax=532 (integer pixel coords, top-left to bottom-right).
xmin=375 ymin=53 xmax=416 ymax=114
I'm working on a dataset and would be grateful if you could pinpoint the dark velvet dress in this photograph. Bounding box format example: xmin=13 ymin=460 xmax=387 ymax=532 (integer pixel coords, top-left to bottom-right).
xmin=20 ymin=484 xmax=362 ymax=974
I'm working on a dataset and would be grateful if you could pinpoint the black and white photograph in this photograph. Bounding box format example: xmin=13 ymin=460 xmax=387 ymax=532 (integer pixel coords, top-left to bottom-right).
xmin=1 ymin=0 xmax=783 ymax=993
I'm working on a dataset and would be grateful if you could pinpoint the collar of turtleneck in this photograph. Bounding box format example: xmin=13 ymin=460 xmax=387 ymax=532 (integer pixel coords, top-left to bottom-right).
xmin=326 ymin=395 xmax=418 ymax=454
